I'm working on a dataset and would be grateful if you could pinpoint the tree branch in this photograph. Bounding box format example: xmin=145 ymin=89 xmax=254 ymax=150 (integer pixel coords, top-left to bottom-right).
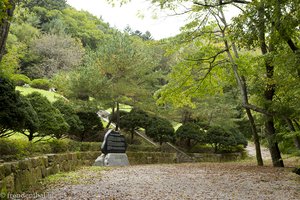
xmin=242 ymin=103 xmax=273 ymax=116
xmin=193 ymin=0 xmax=251 ymax=8
xmin=184 ymin=49 xmax=228 ymax=62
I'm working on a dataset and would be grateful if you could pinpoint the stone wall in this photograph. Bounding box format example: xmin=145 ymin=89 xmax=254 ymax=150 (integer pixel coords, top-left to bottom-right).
xmin=0 ymin=151 xmax=245 ymax=194
xmin=127 ymin=152 xmax=177 ymax=165
xmin=0 ymin=151 xmax=178 ymax=193
xmin=190 ymin=152 xmax=245 ymax=162
xmin=0 ymin=151 xmax=99 ymax=193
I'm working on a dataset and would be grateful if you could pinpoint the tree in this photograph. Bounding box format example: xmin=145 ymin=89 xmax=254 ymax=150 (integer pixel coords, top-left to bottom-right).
xmin=24 ymin=0 xmax=67 ymax=11
xmin=68 ymin=30 xmax=162 ymax=130
xmin=176 ymin=122 xmax=205 ymax=147
xmin=24 ymin=92 xmax=69 ymax=141
xmin=52 ymin=99 xmax=84 ymax=137
xmin=0 ymin=77 xmax=24 ymax=137
xmin=143 ymin=0 xmax=267 ymax=166
xmin=119 ymin=108 xmax=150 ymax=143
xmin=0 ymin=0 xmax=16 ymax=62
xmin=61 ymin=8 xmax=111 ymax=48
xmin=146 ymin=116 xmax=174 ymax=145
xmin=25 ymin=34 xmax=84 ymax=78
xmin=205 ymin=126 xmax=247 ymax=153
xmin=230 ymin=0 xmax=300 ymax=167
xmin=75 ymin=111 xmax=103 ymax=142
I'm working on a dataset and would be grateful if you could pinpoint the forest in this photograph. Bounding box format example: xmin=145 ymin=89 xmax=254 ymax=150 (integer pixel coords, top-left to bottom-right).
xmin=0 ymin=0 xmax=299 ymax=170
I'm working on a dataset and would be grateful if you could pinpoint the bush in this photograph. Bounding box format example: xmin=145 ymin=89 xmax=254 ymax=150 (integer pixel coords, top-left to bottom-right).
xmin=0 ymin=139 xmax=32 ymax=160
xmin=48 ymin=139 xmax=72 ymax=153
xmin=0 ymin=77 xmax=27 ymax=137
xmin=74 ymin=111 xmax=104 ymax=142
xmin=53 ymin=99 xmax=84 ymax=137
xmin=25 ymin=92 xmax=69 ymax=140
xmin=30 ymin=78 xmax=51 ymax=90
xmin=146 ymin=117 xmax=175 ymax=145
xmin=10 ymin=74 xmax=31 ymax=86
xmin=205 ymin=126 xmax=247 ymax=153
xmin=175 ymin=122 xmax=205 ymax=147
xmin=0 ymin=138 xmax=101 ymax=161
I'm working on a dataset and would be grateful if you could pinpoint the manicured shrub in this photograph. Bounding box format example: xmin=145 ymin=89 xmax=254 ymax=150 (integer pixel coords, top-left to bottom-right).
xmin=0 ymin=77 xmax=26 ymax=137
xmin=119 ymin=108 xmax=150 ymax=143
xmin=53 ymin=99 xmax=84 ymax=137
xmin=205 ymin=126 xmax=247 ymax=153
xmin=10 ymin=74 xmax=31 ymax=86
xmin=0 ymin=137 xmax=101 ymax=161
xmin=24 ymin=92 xmax=69 ymax=140
xmin=146 ymin=117 xmax=175 ymax=145
xmin=176 ymin=122 xmax=205 ymax=147
xmin=30 ymin=78 xmax=51 ymax=90
xmin=75 ymin=111 xmax=103 ymax=142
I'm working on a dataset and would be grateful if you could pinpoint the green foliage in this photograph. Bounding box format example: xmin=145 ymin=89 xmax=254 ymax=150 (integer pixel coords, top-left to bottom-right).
xmin=25 ymin=92 xmax=69 ymax=140
xmin=205 ymin=126 xmax=247 ymax=153
xmin=74 ymin=112 xmax=103 ymax=142
xmin=68 ymin=30 xmax=162 ymax=110
xmin=10 ymin=74 xmax=31 ymax=86
xmin=30 ymin=78 xmax=51 ymax=90
xmin=0 ymin=34 xmax=27 ymax=78
xmin=0 ymin=137 xmax=100 ymax=161
xmin=0 ymin=77 xmax=25 ymax=137
xmin=175 ymin=122 xmax=205 ymax=147
xmin=145 ymin=116 xmax=175 ymax=145
xmin=10 ymin=23 xmax=40 ymax=45
xmin=24 ymin=0 xmax=67 ymax=11
xmin=26 ymin=34 xmax=84 ymax=78
xmin=53 ymin=99 xmax=84 ymax=137
xmin=61 ymin=8 xmax=110 ymax=48
xmin=120 ymin=108 xmax=150 ymax=130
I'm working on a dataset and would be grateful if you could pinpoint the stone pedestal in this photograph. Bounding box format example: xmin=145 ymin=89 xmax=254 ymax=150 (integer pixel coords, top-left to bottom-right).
xmin=104 ymin=153 xmax=129 ymax=166
xmin=93 ymin=154 xmax=105 ymax=166
xmin=94 ymin=153 xmax=129 ymax=166
xmin=94 ymin=129 xmax=129 ymax=167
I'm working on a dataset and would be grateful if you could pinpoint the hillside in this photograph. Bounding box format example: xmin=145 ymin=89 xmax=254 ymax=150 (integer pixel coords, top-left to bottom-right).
xmin=16 ymin=86 xmax=64 ymax=102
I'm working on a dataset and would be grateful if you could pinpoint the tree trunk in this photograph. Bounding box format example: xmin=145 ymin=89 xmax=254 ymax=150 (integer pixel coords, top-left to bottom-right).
xmin=186 ymin=138 xmax=191 ymax=148
xmin=115 ymin=101 xmax=120 ymax=131
xmin=258 ymin=3 xmax=284 ymax=167
xmin=0 ymin=0 xmax=15 ymax=62
xmin=28 ymin=131 xmax=34 ymax=141
xmin=106 ymin=103 xmax=115 ymax=128
xmin=218 ymin=9 xmax=264 ymax=166
xmin=131 ymin=129 xmax=134 ymax=144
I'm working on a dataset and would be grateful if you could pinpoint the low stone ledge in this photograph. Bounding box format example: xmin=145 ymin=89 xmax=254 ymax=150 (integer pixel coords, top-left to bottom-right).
xmin=0 ymin=151 xmax=100 ymax=193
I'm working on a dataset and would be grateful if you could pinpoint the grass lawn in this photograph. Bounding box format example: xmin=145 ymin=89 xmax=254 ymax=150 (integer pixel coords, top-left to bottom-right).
xmin=16 ymin=86 xmax=63 ymax=102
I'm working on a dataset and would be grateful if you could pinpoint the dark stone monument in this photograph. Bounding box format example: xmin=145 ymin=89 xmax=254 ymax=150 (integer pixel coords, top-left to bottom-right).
xmin=94 ymin=129 xmax=129 ymax=166
xmin=101 ymin=129 xmax=127 ymax=154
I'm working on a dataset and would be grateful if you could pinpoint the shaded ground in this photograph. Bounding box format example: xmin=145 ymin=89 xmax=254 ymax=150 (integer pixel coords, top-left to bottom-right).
xmin=32 ymin=163 xmax=300 ymax=200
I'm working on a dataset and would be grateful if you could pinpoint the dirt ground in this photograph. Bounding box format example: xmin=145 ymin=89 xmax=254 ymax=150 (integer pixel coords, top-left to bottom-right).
xmin=34 ymin=162 xmax=300 ymax=200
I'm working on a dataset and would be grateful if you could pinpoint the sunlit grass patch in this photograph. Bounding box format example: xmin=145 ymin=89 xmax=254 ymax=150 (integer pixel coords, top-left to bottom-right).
xmin=42 ymin=166 xmax=110 ymax=186
xmin=16 ymin=86 xmax=63 ymax=102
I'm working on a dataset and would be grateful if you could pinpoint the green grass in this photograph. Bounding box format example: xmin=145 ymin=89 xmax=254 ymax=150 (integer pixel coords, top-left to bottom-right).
xmin=16 ymin=86 xmax=64 ymax=102
xmin=43 ymin=166 xmax=110 ymax=185
xmin=26 ymin=166 xmax=110 ymax=193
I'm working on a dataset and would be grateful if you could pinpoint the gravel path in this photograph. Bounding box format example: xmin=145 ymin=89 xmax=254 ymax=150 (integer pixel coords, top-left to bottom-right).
xmin=37 ymin=163 xmax=300 ymax=200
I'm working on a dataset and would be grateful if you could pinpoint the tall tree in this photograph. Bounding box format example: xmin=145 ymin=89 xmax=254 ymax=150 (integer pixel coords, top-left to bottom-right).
xmin=68 ymin=31 xmax=162 ymax=128
xmin=0 ymin=0 xmax=16 ymax=62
